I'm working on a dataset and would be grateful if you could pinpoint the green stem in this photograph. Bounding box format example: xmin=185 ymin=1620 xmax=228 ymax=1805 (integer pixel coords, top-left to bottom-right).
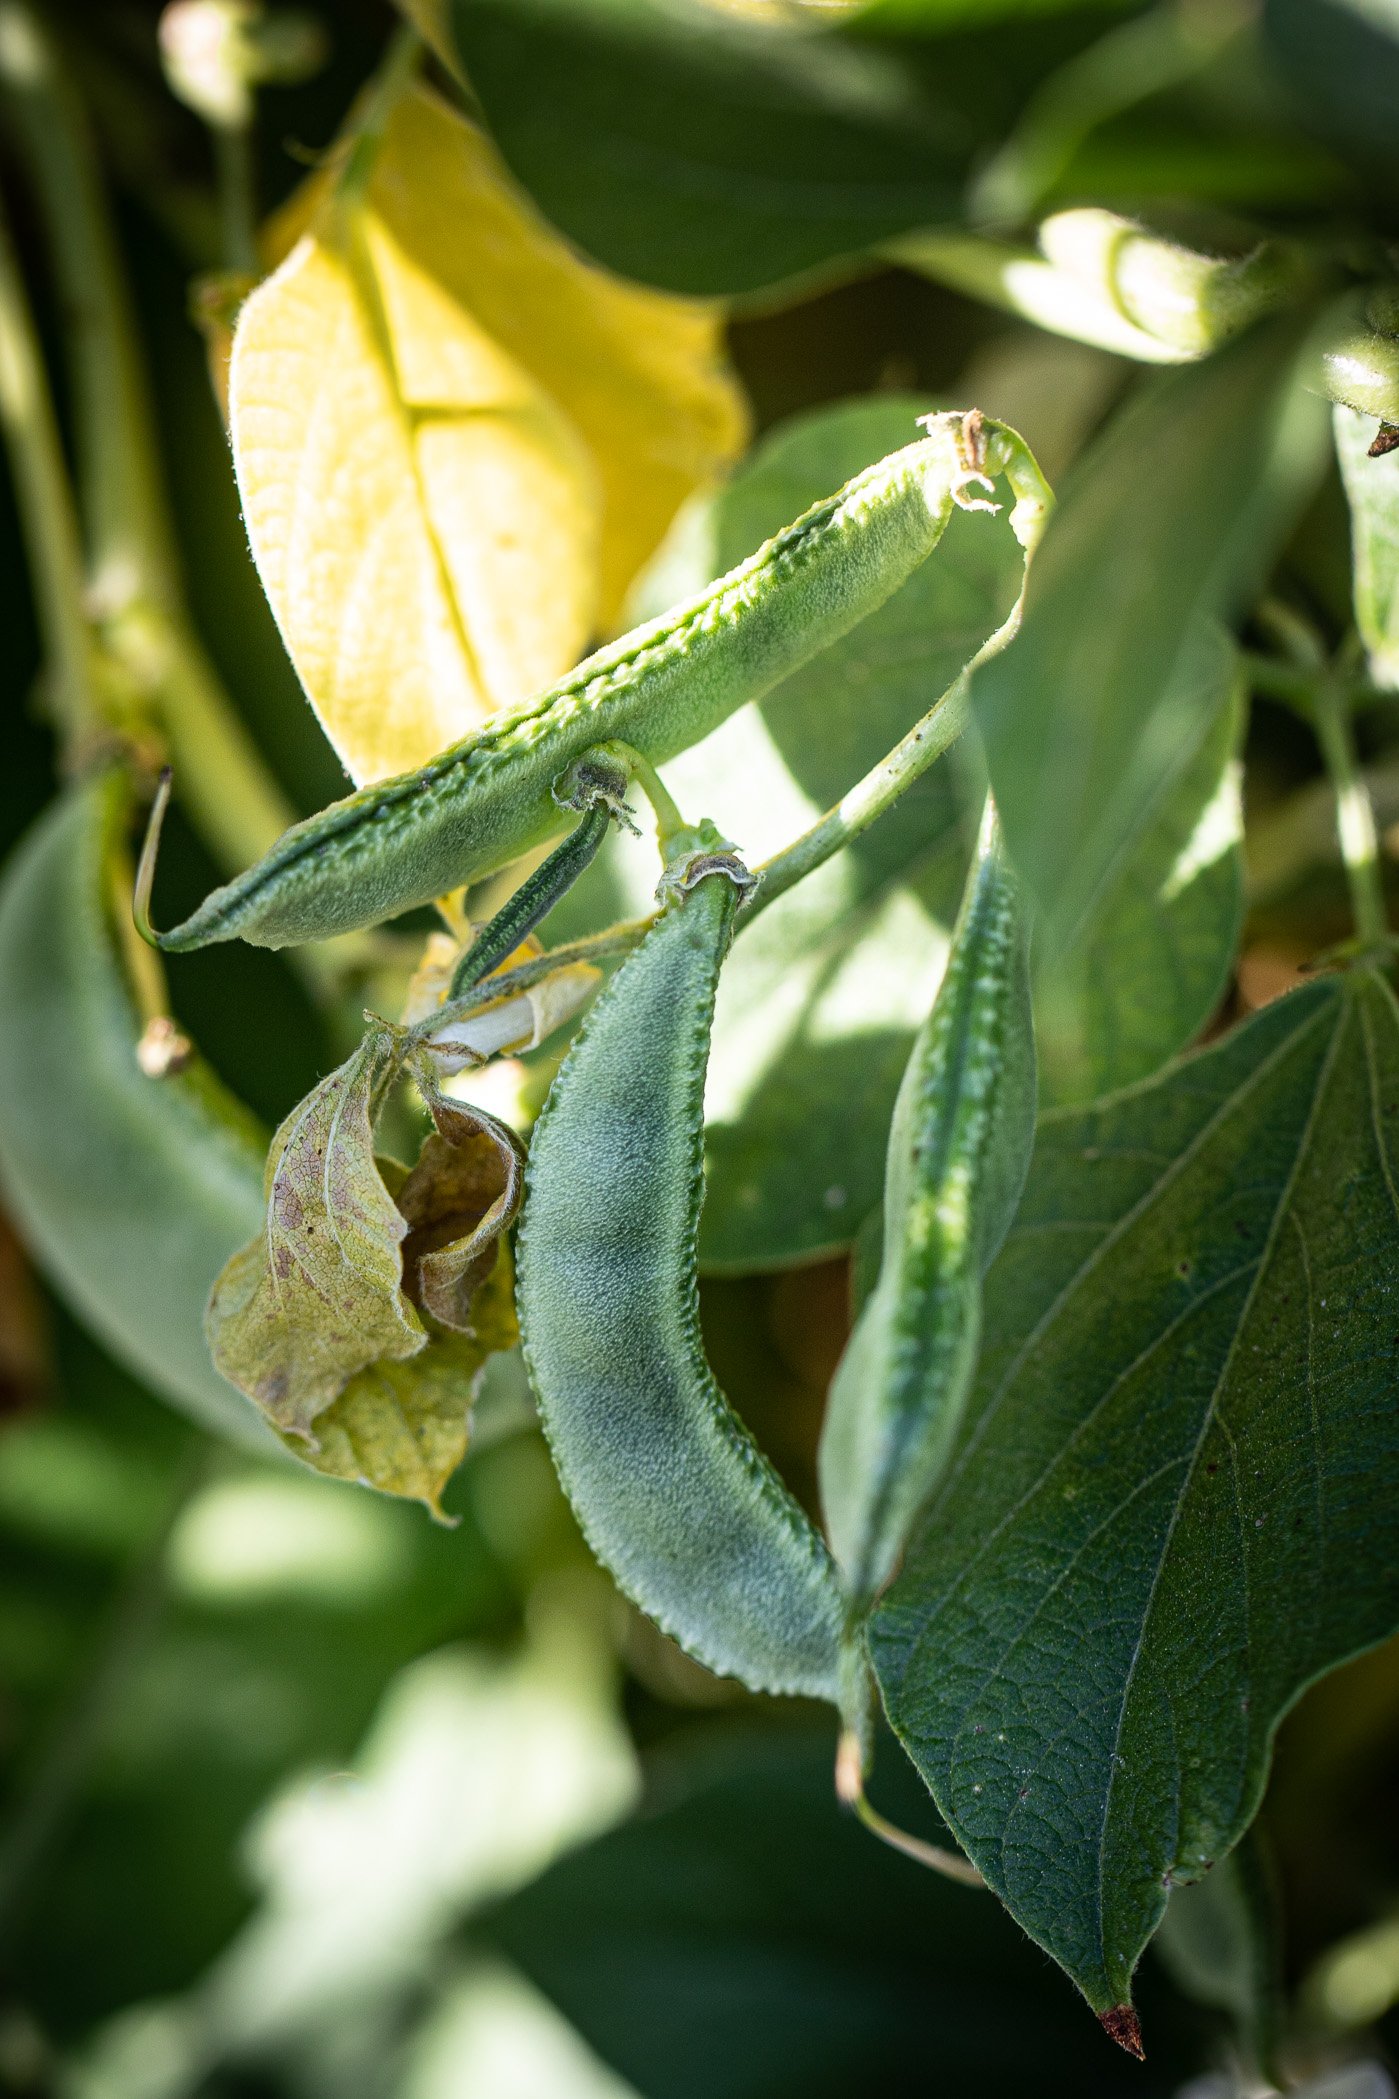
xmin=1313 ymin=677 xmax=1389 ymax=948
xmin=0 ymin=185 xmax=100 ymax=752
xmin=0 ymin=4 xmax=299 ymax=858
xmin=969 ymin=0 xmax=1250 ymax=226
xmin=336 ymin=22 xmax=421 ymax=206
xmin=213 ymin=119 xmax=258 ymax=276
xmin=755 ymin=671 xmax=974 ymax=913
xmin=0 ymin=0 xmax=175 ymax=613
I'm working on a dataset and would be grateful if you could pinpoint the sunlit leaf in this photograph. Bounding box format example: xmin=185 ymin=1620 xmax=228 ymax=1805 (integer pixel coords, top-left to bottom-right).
xmin=972 ymin=318 xmax=1327 ymax=965
xmin=359 ymin=85 xmax=749 ymax=625
xmin=239 ymin=82 xmax=749 ymax=785
xmin=1035 ymin=630 xmax=1244 ymax=1105
xmin=207 ymin=1024 xmax=425 ymax=1440
xmin=230 ymin=221 xmax=597 ymax=787
xmin=872 ymin=970 xmax=1399 ymax=2021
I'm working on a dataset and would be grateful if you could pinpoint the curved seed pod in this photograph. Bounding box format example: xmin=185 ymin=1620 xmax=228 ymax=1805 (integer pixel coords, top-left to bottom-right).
xmin=516 ymin=841 xmax=843 ymax=1700
xmin=153 ymin=422 xmax=975 ymax=953
xmin=0 ymin=772 xmax=274 ymax=1448
xmin=819 ymin=806 xmax=1034 ymax=1621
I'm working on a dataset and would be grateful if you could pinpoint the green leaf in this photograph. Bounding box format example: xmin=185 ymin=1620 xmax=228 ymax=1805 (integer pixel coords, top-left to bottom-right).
xmin=567 ymin=394 xmax=1024 ymax=1268
xmin=819 ymin=809 xmax=1035 ymax=1616
xmin=0 ymin=773 xmax=275 ymax=1450
xmin=447 ymin=0 xmax=963 ymax=295
xmin=972 ymin=316 xmax=1328 ymax=965
xmin=1335 ymin=403 xmax=1399 ymax=690
xmin=1034 ymin=629 xmax=1244 ymax=1106
xmin=870 ymin=971 xmax=1399 ymax=2020
xmin=207 ymin=1025 xmax=425 ymax=1439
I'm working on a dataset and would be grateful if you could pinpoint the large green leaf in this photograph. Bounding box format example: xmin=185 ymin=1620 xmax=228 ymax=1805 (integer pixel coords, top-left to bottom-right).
xmin=1335 ymin=403 xmax=1399 ymax=690
xmin=1035 ymin=630 xmax=1244 ymax=1106
xmin=551 ymin=394 xmax=1024 ymax=1268
xmin=447 ymin=0 xmax=964 ymax=295
xmin=870 ymin=970 xmax=1399 ymax=2022
xmin=971 ymin=317 xmax=1327 ymax=966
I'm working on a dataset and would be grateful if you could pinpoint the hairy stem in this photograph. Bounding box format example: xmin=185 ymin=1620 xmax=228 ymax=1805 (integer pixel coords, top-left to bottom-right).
xmin=0 ymin=185 xmax=101 ymax=751
xmin=1314 ymin=677 xmax=1388 ymax=949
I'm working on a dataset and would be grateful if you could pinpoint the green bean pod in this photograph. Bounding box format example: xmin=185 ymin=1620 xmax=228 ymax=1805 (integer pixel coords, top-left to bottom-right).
xmin=0 ymin=771 xmax=275 ymax=1449
xmin=154 ymin=425 xmax=971 ymax=954
xmin=818 ymin=807 xmax=1034 ymax=1620
xmin=516 ymin=840 xmax=843 ymax=1700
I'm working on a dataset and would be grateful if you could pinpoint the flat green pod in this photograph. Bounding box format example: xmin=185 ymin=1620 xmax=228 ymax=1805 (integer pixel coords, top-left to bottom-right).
xmin=516 ymin=849 xmax=843 ymax=1700
xmin=819 ymin=808 xmax=1034 ymax=1620
xmin=153 ymin=425 xmax=971 ymax=953
xmin=0 ymin=772 xmax=274 ymax=1449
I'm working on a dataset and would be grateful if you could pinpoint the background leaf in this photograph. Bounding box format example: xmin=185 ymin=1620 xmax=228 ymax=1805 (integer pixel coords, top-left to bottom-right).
xmin=484 ymin=1728 xmax=1201 ymax=2098
xmin=871 ymin=972 xmax=1399 ymax=2017
xmin=971 ymin=317 xmax=1327 ymax=964
xmin=447 ymin=0 xmax=966 ymax=296
xmin=1034 ymin=630 xmax=1244 ymax=1106
xmin=549 ymin=394 xmax=1024 ymax=1268
xmin=1335 ymin=403 xmax=1399 ymax=691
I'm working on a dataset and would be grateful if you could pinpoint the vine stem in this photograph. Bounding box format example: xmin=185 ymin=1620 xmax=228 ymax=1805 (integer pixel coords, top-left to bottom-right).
xmin=0 ymin=184 xmax=101 ymax=750
xmin=1314 ymin=676 xmax=1388 ymax=949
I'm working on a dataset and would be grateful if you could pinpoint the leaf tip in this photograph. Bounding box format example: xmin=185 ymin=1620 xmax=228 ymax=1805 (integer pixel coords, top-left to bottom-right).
xmin=1098 ymin=2006 xmax=1144 ymax=2060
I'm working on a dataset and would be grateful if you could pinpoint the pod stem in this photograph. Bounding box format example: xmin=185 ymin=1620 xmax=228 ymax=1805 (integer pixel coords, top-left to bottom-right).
xmin=835 ymin=1730 xmax=985 ymax=1890
xmin=589 ymin=739 xmax=690 ymax=855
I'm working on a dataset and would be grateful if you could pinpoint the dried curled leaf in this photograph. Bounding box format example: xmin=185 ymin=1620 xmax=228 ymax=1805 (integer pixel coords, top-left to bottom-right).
xmin=205 ymin=1029 xmax=523 ymax=1508
xmin=236 ymin=81 xmax=748 ymax=784
xmin=398 ymin=1069 xmax=525 ymax=1331
xmin=207 ymin=1023 xmax=424 ymax=1440
xmin=292 ymin=1245 xmax=519 ymax=1517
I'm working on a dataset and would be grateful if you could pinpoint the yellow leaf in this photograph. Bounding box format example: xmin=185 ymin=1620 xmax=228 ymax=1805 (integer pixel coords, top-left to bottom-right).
xmin=247 ymin=84 xmax=748 ymax=781
xmin=230 ymin=214 xmax=599 ymax=786
xmin=367 ymin=86 xmax=748 ymax=624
